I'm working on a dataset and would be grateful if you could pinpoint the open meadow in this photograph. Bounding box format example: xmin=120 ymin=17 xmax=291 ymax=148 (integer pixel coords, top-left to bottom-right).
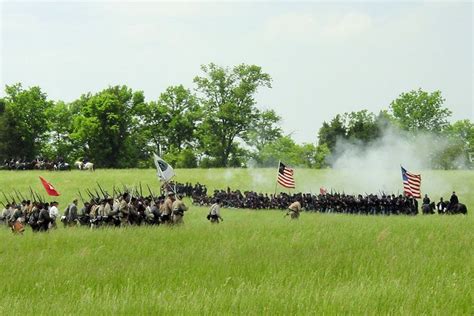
xmin=0 ymin=169 xmax=472 ymax=314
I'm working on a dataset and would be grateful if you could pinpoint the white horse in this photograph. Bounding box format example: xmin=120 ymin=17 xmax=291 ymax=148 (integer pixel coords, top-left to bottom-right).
xmin=75 ymin=161 xmax=94 ymax=171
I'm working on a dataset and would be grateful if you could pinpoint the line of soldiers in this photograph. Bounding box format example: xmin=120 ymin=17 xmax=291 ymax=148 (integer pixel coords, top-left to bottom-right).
xmin=191 ymin=187 xmax=467 ymax=216
xmin=0 ymin=157 xmax=71 ymax=171
xmin=0 ymin=190 xmax=190 ymax=233
xmin=1 ymin=200 xmax=60 ymax=233
xmin=63 ymin=190 xmax=190 ymax=228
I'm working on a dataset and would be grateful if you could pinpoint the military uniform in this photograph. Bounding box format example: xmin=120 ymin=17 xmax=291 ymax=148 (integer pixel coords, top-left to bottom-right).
xmin=172 ymin=199 xmax=188 ymax=225
xmin=207 ymin=202 xmax=223 ymax=223
xmin=287 ymin=201 xmax=302 ymax=219
xmin=161 ymin=194 xmax=175 ymax=224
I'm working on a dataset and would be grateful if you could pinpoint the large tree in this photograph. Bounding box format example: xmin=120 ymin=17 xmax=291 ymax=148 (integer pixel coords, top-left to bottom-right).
xmin=194 ymin=63 xmax=272 ymax=167
xmin=142 ymin=85 xmax=200 ymax=153
xmin=70 ymin=85 xmax=145 ymax=167
xmin=0 ymin=83 xmax=53 ymax=160
xmin=247 ymin=109 xmax=282 ymax=152
xmin=317 ymin=114 xmax=346 ymax=152
xmin=389 ymin=89 xmax=452 ymax=132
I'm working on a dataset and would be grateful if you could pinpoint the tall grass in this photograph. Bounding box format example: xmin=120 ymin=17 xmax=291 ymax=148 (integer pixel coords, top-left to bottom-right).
xmin=0 ymin=169 xmax=472 ymax=314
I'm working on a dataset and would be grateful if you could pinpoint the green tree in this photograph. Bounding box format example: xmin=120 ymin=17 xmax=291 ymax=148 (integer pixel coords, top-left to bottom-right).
xmin=317 ymin=114 xmax=346 ymax=152
xmin=70 ymin=85 xmax=145 ymax=168
xmin=314 ymin=143 xmax=330 ymax=169
xmin=389 ymin=89 xmax=452 ymax=132
xmin=0 ymin=83 xmax=53 ymax=159
xmin=344 ymin=110 xmax=380 ymax=144
xmin=257 ymin=136 xmax=301 ymax=167
xmin=194 ymin=63 xmax=272 ymax=167
xmin=142 ymin=85 xmax=201 ymax=154
xmin=247 ymin=109 xmax=282 ymax=152
xmin=44 ymin=101 xmax=75 ymax=161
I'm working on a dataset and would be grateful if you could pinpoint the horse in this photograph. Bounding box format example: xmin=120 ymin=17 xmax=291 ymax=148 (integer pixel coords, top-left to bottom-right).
xmin=446 ymin=203 xmax=468 ymax=215
xmin=75 ymin=161 xmax=94 ymax=171
xmin=54 ymin=162 xmax=71 ymax=171
xmin=422 ymin=202 xmax=435 ymax=215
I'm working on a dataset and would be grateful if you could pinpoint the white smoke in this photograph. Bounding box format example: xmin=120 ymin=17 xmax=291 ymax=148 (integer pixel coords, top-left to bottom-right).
xmin=320 ymin=127 xmax=466 ymax=195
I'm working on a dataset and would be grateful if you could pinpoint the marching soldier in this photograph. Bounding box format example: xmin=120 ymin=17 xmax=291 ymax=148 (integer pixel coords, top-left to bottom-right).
xmin=172 ymin=194 xmax=188 ymax=225
xmin=49 ymin=201 xmax=59 ymax=229
xmin=207 ymin=199 xmax=223 ymax=224
xmin=64 ymin=199 xmax=78 ymax=227
xmin=161 ymin=192 xmax=175 ymax=224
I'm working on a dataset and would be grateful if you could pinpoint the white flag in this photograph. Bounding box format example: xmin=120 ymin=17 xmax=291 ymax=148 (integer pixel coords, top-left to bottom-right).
xmin=153 ymin=153 xmax=175 ymax=182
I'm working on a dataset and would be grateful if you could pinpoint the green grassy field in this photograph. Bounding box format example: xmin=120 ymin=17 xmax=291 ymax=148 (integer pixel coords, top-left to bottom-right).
xmin=0 ymin=169 xmax=472 ymax=314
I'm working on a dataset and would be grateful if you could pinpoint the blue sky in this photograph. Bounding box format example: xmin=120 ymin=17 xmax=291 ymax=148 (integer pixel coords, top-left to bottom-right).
xmin=1 ymin=1 xmax=472 ymax=143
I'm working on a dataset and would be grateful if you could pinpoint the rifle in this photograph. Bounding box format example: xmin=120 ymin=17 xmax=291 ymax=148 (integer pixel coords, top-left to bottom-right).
xmin=29 ymin=186 xmax=36 ymax=203
xmin=1 ymin=190 xmax=10 ymax=205
xmin=146 ymin=184 xmax=155 ymax=200
xmin=139 ymin=182 xmax=143 ymax=197
xmin=96 ymin=182 xmax=107 ymax=198
xmin=78 ymin=190 xmax=85 ymax=205
xmin=86 ymin=188 xmax=95 ymax=200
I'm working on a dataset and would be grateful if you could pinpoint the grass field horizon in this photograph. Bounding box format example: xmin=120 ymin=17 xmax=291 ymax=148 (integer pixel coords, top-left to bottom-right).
xmin=0 ymin=169 xmax=472 ymax=314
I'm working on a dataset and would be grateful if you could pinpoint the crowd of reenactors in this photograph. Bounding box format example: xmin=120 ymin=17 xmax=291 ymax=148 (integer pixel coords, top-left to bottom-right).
xmin=1 ymin=157 xmax=71 ymax=171
xmin=0 ymin=181 xmax=467 ymax=233
xmin=191 ymin=187 xmax=467 ymax=216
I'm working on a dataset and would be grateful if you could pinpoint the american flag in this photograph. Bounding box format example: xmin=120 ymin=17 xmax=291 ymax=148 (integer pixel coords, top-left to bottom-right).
xmin=401 ymin=166 xmax=421 ymax=198
xmin=277 ymin=162 xmax=295 ymax=189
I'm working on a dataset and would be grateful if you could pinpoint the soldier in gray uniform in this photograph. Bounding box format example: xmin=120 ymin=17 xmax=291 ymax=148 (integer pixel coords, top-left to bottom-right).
xmin=207 ymin=199 xmax=223 ymax=224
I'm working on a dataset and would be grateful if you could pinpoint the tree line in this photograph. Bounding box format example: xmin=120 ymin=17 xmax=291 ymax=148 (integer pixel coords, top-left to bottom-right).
xmin=0 ymin=63 xmax=472 ymax=169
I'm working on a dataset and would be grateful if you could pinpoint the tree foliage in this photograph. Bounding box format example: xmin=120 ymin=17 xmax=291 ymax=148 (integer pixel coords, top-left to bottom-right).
xmin=0 ymin=84 xmax=53 ymax=159
xmin=70 ymin=86 xmax=145 ymax=168
xmin=390 ymin=89 xmax=452 ymax=132
xmin=194 ymin=63 xmax=272 ymax=167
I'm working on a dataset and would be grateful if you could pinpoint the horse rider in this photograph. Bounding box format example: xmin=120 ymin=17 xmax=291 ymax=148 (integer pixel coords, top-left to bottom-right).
xmin=450 ymin=191 xmax=459 ymax=206
xmin=437 ymin=197 xmax=447 ymax=215
xmin=422 ymin=194 xmax=430 ymax=205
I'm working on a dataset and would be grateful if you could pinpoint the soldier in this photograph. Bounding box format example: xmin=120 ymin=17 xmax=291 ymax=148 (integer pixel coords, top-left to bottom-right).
xmin=450 ymin=191 xmax=459 ymax=206
xmin=49 ymin=201 xmax=59 ymax=229
xmin=207 ymin=199 xmax=223 ymax=224
xmin=118 ymin=193 xmax=130 ymax=226
xmin=38 ymin=203 xmax=52 ymax=231
xmin=64 ymin=199 xmax=78 ymax=227
xmin=437 ymin=197 xmax=447 ymax=215
xmin=160 ymin=192 xmax=175 ymax=224
xmin=286 ymin=198 xmax=302 ymax=219
xmin=1 ymin=203 xmax=11 ymax=226
xmin=172 ymin=194 xmax=188 ymax=225
xmin=422 ymin=194 xmax=430 ymax=205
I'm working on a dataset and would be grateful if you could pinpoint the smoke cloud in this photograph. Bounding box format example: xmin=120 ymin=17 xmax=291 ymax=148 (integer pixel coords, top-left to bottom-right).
xmin=319 ymin=127 xmax=467 ymax=195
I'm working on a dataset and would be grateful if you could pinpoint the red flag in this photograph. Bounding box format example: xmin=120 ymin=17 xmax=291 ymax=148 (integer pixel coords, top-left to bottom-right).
xmin=39 ymin=176 xmax=60 ymax=196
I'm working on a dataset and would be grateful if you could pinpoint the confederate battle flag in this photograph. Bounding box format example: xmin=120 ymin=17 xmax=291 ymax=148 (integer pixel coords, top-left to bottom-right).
xmin=39 ymin=176 xmax=60 ymax=196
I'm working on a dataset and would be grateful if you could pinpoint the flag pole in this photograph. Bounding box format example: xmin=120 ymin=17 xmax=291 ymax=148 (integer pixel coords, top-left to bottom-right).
xmin=274 ymin=160 xmax=280 ymax=196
